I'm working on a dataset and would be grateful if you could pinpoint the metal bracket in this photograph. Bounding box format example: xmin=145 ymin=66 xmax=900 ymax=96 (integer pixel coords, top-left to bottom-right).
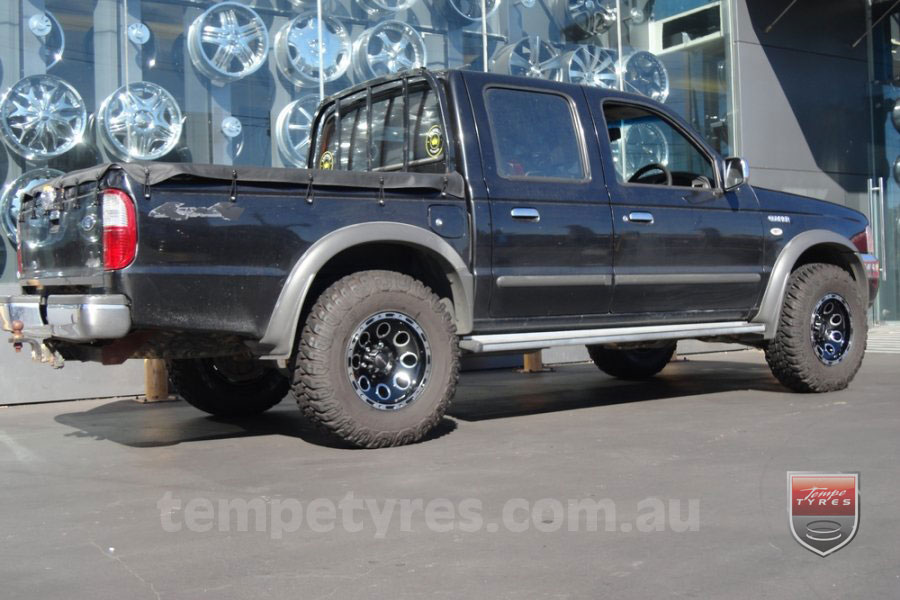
xmin=229 ymin=169 xmax=238 ymax=202
xmin=305 ymin=173 xmax=315 ymax=205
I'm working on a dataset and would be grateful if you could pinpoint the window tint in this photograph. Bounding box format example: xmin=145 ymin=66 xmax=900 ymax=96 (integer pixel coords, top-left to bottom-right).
xmin=603 ymin=103 xmax=715 ymax=187
xmin=485 ymin=88 xmax=586 ymax=180
xmin=314 ymin=85 xmax=445 ymax=173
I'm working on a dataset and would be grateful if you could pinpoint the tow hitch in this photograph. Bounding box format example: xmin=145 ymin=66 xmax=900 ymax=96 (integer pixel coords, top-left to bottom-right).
xmin=7 ymin=320 xmax=64 ymax=369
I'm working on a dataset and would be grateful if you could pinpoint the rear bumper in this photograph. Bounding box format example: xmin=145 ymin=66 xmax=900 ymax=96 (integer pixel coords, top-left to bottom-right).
xmin=0 ymin=294 xmax=131 ymax=342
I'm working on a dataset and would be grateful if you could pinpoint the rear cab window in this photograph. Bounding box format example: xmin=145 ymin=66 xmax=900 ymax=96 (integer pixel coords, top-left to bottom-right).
xmin=484 ymin=87 xmax=588 ymax=181
xmin=313 ymin=80 xmax=448 ymax=174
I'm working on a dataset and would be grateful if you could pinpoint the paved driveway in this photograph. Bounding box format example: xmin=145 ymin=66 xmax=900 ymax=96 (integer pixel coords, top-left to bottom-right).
xmin=1 ymin=351 xmax=898 ymax=599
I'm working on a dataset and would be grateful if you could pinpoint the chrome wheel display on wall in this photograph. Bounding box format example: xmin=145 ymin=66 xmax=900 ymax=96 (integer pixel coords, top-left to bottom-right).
xmin=0 ymin=75 xmax=87 ymax=160
xmin=353 ymin=21 xmax=427 ymax=80
xmin=274 ymin=13 xmax=351 ymax=85
xmin=563 ymin=0 xmax=616 ymax=40
xmin=356 ymin=0 xmax=419 ymax=14
xmin=448 ymin=0 xmax=501 ymax=21
xmin=623 ymin=50 xmax=669 ymax=103
xmin=1 ymin=168 xmax=64 ymax=246
xmin=187 ymin=2 xmax=269 ymax=84
xmin=28 ymin=11 xmax=65 ymax=69
xmin=276 ymin=96 xmax=320 ymax=167
xmin=492 ymin=36 xmax=562 ymax=81
xmin=97 ymin=82 xmax=183 ymax=161
xmin=563 ymin=46 xmax=617 ymax=88
xmin=623 ymin=121 xmax=668 ymax=177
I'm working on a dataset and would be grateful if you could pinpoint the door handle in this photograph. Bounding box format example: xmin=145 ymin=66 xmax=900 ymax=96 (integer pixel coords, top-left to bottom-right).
xmin=510 ymin=207 xmax=540 ymax=222
xmin=626 ymin=211 xmax=654 ymax=224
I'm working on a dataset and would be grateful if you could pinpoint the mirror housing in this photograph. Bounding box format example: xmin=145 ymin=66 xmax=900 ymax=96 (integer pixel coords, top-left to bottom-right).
xmin=724 ymin=157 xmax=750 ymax=190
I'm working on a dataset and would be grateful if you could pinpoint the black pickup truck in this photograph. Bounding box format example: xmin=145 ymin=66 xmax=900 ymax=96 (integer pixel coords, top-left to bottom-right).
xmin=2 ymin=69 xmax=880 ymax=448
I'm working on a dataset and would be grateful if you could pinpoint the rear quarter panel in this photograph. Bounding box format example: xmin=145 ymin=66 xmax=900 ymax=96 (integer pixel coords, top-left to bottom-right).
xmin=112 ymin=179 xmax=466 ymax=338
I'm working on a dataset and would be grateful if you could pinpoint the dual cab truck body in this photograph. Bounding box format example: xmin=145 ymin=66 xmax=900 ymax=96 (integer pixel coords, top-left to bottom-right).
xmin=2 ymin=70 xmax=879 ymax=447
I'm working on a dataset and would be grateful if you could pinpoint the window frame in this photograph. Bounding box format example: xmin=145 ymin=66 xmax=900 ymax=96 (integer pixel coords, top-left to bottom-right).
xmin=599 ymin=98 xmax=723 ymax=191
xmin=483 ymin=84 xmax=592 ymax=184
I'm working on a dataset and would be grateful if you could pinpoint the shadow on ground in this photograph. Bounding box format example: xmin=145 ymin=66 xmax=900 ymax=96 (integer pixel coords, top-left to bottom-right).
xmin=54 ymin=356 xmax=783 ymax=449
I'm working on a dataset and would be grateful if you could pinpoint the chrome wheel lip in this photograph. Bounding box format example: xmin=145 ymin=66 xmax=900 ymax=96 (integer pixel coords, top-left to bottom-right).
xmin=352 ymin=21 xmax=427 ymax=81
xmin=275 ymin=96 xmax=320 ymax=167
xmin=97 ymin=81 xmax=184 ymax=161
xmin=810 ymin=293 xmax=853 ymax=366
xmin=187 ymin=2 xmax=270 ymax=84
xmin=346 ymin=311 xmax=432 ymax=411
xmin=448 ymin=0 xmax=501 ymax=21
xmin=0 ymin=74 xmax=87 ymax=160
xmin=623 ymin=50 xmax=670 ymax=103
xmin=491 ymin=36 xmax=563 ymax=81
xmin=274 ymin=13 xmax=351 ymax=85
xmin=562 ymin=46 xmax=618 ymax=88
xmin=0 ymin=168 xmax=64 ymax=245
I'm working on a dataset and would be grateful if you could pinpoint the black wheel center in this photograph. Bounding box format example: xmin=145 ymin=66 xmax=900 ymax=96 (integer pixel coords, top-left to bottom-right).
xmin=809 ymin=293 xmax=852 ymax=366
xmin=346 ymin=311 xmax=432 ymax=411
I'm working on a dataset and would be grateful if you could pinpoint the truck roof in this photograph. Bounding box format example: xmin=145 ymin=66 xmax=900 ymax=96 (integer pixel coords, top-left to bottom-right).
xmin=325 ymin=68 xmax=666 ymax=109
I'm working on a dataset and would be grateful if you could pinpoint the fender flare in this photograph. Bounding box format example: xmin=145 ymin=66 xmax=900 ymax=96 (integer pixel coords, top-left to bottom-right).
xmin=752 ymin=229 xmax=865 ymax=339
xmin=255 ymin=222 xmax=474 ymax=359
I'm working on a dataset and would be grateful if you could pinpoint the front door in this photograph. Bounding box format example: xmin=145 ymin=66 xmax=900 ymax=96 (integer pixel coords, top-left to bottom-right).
xmin=590 ymin=95 xmax=766 ymax=320
xmin=465 ymin=74 xmax=614 ymax=320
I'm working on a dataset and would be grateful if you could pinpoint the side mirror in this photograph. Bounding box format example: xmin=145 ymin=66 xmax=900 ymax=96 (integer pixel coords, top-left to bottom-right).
xmin=724 ymin=157 xmax=750 ymax=190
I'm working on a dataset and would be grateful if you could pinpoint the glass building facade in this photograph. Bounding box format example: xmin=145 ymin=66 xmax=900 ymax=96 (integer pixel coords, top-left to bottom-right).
xmin=0 ymin=0 xmax=735 ymax=281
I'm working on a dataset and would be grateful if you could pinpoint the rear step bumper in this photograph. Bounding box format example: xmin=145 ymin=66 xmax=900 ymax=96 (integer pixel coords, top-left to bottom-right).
xmin=1 ymin=294 xmax=131 ymax=344
xmin=460 ymin=321 xmax=766 ymax=353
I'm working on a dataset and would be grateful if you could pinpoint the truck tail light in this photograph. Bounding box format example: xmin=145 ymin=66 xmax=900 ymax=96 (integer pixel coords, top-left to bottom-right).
xmin=850 ymin=225 xmax=874 ymax=255
xmin=102 ymin=189 xmax=137 ymax=270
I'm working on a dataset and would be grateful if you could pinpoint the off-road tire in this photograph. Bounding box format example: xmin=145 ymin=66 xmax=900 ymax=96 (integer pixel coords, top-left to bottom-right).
xmin=168 ymin=358 xmax=290 ymax=417
xmin=586 ymin=342 xmax=676 ymax=380
xmin=292 ymin=270 xmax=459 ymax=448
xmin=764 ymin=263 xmax=866 ymax=392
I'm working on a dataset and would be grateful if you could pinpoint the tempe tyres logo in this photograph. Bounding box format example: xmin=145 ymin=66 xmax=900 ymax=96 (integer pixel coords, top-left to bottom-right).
xmin=788 ymin=472 xmax=859 ymax=556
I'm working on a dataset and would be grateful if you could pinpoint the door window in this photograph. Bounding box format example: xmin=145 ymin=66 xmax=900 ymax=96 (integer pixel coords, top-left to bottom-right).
xmin=485 ymin=88 xmax=587 ymax=181
xmin=603 ymin=103 xmax=716 ymax=188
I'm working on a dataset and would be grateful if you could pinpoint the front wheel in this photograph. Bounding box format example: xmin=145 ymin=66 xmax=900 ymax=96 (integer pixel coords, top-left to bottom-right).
xmin=764 ymin=263 xmax=867 ymax=392
xmin=168 ymin=357 xmax=291 ymax=417
xmin=292 ymin=270 xmax=459 ymax=448
xmin=586 ymin=342 xmax=676 ymax=380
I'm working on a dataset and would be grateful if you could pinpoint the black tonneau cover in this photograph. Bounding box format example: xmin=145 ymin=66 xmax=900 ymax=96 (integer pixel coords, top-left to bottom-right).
xmin=45 ymin=162 xmax=466 ymax=199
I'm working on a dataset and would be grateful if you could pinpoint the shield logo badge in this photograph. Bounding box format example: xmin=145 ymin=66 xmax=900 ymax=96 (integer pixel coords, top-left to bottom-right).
xmin=788 ymin=472 xmax=859 ymax=556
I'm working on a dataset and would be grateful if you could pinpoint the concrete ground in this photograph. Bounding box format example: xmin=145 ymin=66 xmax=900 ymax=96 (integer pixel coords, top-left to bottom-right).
xmin=1 ymin=350 xmax=898 ymax=599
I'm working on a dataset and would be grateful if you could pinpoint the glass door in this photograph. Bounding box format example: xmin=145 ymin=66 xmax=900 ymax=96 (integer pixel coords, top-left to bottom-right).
xmin=868 ymin=2 xmax=900 ymax=323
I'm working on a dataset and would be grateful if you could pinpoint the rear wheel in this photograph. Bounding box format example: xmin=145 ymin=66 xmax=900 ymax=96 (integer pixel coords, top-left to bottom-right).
xmin=292 ymin=270 xmax=459 ymax=448
xmin=764 ymin=263 xmax=866 ymax=392
xmin=168 ymin=357 xmax=290 ymax=417
xmin=587 ymin=342 xmax=676 ymax=380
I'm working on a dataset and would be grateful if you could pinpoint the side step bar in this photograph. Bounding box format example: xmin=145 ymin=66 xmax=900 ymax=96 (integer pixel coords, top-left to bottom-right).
xmin=459 ymin=322 xmax=766 ymax=353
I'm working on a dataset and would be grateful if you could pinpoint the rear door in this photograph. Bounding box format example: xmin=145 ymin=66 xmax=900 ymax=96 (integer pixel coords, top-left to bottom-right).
xmin=589 ymin=95 xmax=765 ymax=319
xmin=465 ymin=74 xmax=614 ymax=319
